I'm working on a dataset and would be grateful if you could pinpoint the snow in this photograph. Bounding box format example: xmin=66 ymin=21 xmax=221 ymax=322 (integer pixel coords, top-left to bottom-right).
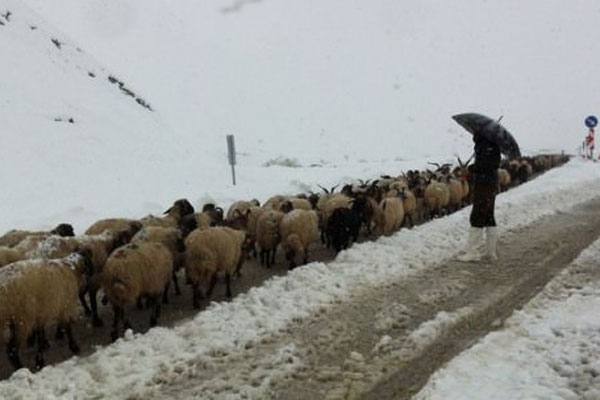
xmin=415 ymin=232 xmax=600 ymax=400
xmin=2 ymin=0 xmax=600 ymax=397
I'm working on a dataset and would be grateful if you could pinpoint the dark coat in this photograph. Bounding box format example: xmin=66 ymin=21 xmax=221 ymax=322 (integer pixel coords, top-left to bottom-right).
xmin=470 ymin=134 xmax=501 ymax=185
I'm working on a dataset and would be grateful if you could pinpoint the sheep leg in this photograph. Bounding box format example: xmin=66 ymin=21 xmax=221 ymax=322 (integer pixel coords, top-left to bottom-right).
xmin=225 ymin=273 xmax=232 ymax=298
xmin=136 ymin=296 xmax=145 ymax=310
xmin=79 ymin=289 xmax=92 ymax=316
xmin=162 ymin=281 xmax=171 ymax=304
xmin=260 ymin=249 xmax=265 ymax=266
xmin=63 ymin=323 xmax=80 ymax=354
xmin=34 ymin=328 xmax=48 ymax=371
xmin=111 ymin=305 xmax=123 ymax=342
xmin=89 ymin=286 xmax=104 ymax=327
xmin=55 ymin=326 xmax=65 ymax=340
xmin=6 ymin=324 xmax=23 ymax=371
xmin=172 ymin=270 xmax=182 ymax=296
xmin=149 ymin=296 xmax=161 ymax=327
xmin=270 ymin=248 xmax=277 ymax=266
xmin=27 ymin=331 xmax=37 ymax=348
xmin=192 ymin=283 xmax=202 ymax=309
xmin=206 ymin=273 xmax=218 ymax=298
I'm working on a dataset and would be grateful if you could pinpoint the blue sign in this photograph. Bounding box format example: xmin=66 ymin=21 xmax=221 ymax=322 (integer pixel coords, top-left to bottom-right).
xmin=585 ymin=115 xmax=598 ymax=128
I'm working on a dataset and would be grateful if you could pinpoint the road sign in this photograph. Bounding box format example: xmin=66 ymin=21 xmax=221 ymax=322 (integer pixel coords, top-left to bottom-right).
xmin=585 ymin=115 xmax=598 ymax=128
xmin=226 ymin=135 xmax=237 ymax=185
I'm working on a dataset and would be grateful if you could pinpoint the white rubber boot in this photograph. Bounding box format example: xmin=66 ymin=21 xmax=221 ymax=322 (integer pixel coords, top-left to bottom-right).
xmin=456 ymin=227 xmax=484 ymax=262
xmin=485 ymin=227 xmax=498 ymax=262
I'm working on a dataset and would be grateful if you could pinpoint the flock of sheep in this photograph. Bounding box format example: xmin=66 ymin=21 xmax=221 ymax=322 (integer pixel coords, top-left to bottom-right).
xmin=0 ymin=153 xmax=568 ymax=372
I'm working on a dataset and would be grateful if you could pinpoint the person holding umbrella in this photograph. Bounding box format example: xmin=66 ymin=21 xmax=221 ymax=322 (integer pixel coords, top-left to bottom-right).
xmin=452 ymin=113 xmax=521 ymax=262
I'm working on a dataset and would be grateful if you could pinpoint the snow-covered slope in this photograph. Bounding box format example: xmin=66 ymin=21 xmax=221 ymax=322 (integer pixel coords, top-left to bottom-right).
xmin=0 ymin=0 xmax=224 ymax=232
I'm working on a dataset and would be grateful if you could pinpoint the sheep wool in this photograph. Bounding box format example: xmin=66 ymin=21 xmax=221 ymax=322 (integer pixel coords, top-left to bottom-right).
xmin=0 ymin=247 xmax=24 ymax=268
xmin=380 ymin=197 xmax=405 ymax=236
xmin=279 ymin=209 xmax=319 ymax=269
xmin=103 ymin=242 xmax=173 ymax=308
xmin=0 ymin=253 xmax=89 ymax=369
xmin=184 ymin=226 xmax=246 ymax=306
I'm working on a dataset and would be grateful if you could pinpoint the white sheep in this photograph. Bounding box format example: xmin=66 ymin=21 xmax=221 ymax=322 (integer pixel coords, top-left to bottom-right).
xmin=279 ymin=209 xmax=319 ymax=269
xmin=131 ymin=226 xmax=186 ymax=298
xmin=184 ymin=226 xmax=247 ymax=308
xmin=0 ymin=250 xmax=93 ymax=370
xmin=423 ymin=180 xmax=450 ymax=219
xmin=256 ymin=209 xmax=285 ymax=268
xmin=379 ymin=196 xmax=405 ymax=236
xmin=102 ymin=241 xmax=174 ymax=341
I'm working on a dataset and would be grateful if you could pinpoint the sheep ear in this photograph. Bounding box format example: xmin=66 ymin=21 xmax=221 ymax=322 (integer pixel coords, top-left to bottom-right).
xmin=163 ymin=206 xmax=173 ymax=215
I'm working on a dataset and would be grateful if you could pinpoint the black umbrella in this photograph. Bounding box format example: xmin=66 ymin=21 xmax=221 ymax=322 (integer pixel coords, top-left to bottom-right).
xmin=452 ymin=113 xmax=521 ymax=159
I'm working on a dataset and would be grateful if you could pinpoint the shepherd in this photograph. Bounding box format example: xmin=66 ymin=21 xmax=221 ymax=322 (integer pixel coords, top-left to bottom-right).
xmin=452 ymin=113 xmax=521 ymax=262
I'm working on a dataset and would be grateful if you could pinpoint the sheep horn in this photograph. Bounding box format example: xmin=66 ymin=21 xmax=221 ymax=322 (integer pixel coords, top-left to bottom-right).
xmin=317 ymin=184 xmax=329 ymax=194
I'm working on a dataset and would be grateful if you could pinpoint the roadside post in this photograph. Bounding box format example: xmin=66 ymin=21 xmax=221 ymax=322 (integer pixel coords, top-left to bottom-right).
xmin=585 ymin=116 xmax=597 ymax=160
xmin=227 ymin=134 xmax=237 ymax=185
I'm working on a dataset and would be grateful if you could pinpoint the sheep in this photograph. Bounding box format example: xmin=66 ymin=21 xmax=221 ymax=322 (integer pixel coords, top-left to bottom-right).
xmin=327 ymin=207 xmax=360 ymax=253
xmin=398 ymin=188 xmax=417 ymax=227
xmin=277 ymin=198 xmax=313 ymax=213
xmin=226 ymin=199 xmax=260 ymax=220
xmin=15 ymin=230 xmax=130 ymax=327
xmin=84 ymin=217 xmax=142 ymax=239
xmin=184 ymin=226 xmax=247 ymax=308
xmin=102 ymin=241 xmax=174 ymax=341
xmin=423 ymin=181 xmax=450 ymax=219
xmin=379 ymin=196 xmax=405 ymax=236
xmin=179 ymin=203 xmax=224 ymax=237
xmin=0 ymin=223 xmax=75 ymax=248
xmin=446 ymin=177 xmax=463 ymax=213
xmin=256 ymin=209 xmax=285 ymax=268
xmin=140 ymin=198 xmax=195 ymax=228
xmin=279 ymin=209 xmax=319 ymax=268
xmin=0 ymin=246 xmax=24 ymax=268
xmin=497 ymin=168 xmax=511 ymax=192
xmin=262 ymin=195 xmax=287 ymax=210
xmin=0 ymin=250 xmax=93 ymax=370
xmin=316 ymin=193 xmax=352 ymax=247
xmin=131 ymin=226 xmax=186 ymax=298
xmin=245 ymin=206 xmax=265 ymax=259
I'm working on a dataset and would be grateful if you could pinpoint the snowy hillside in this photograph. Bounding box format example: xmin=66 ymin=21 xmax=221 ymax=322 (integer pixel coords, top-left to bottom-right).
xmin=0 ymin=0 xmax=221 ymax=233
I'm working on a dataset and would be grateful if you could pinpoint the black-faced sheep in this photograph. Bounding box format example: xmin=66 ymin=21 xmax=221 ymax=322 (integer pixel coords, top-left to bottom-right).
xmin=184 ymin=226 xmax=247 ymax=308
xmin=179 ymin=203 xmax=224 ymax=237
xmin=0 ymin=250 xmax=93 ymax=370
xmin=140 ymin=198 xmax=195 ymax=228
xmin=279 ymin=209 xmax=319 ymax=269
xmin=0 ymin=223 xmax=75 ymax=248
xmin=102 ymin=241 xmax=175 ymax=341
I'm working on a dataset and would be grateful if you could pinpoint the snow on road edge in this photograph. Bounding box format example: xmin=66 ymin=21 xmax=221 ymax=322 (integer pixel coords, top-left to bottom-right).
xmin=414 ymin=224 xmax=600 ymax=400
